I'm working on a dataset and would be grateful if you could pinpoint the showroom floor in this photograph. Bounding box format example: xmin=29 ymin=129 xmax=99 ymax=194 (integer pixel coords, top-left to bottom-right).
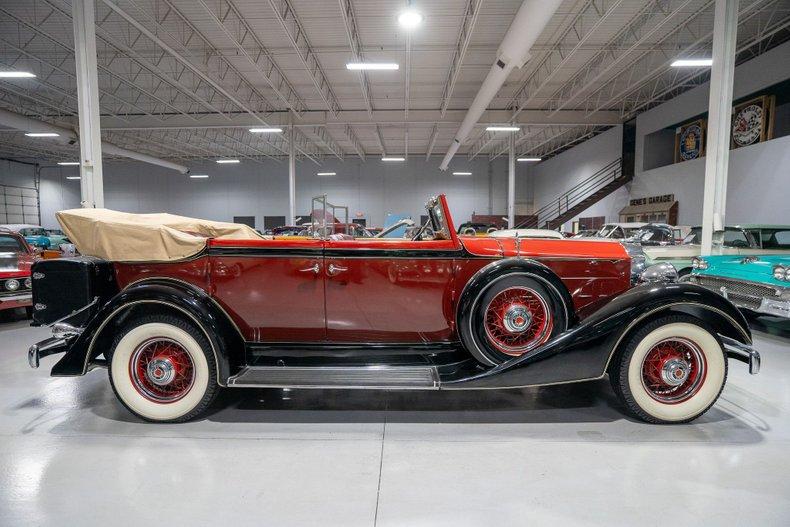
xmin=1 ymin=316 xmax=788 ymax=526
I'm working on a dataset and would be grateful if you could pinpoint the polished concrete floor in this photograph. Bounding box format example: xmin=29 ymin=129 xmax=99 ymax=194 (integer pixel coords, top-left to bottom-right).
xmin=1 ymin=313 xmax=789 ymax=526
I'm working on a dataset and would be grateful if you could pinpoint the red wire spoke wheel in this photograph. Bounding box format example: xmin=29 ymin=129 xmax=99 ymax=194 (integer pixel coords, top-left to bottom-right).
xmin=640 ymin=337 xmax=706 ymax=404
xmin=129 ymin=337 xmax=196 ymax=403
xmin=483 ymin=286 xmax=553 ymax=356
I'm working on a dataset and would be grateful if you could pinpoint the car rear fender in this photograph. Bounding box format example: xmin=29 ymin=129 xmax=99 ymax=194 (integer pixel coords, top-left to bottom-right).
xmin=50 ymin=279 xmax=244 ymax=385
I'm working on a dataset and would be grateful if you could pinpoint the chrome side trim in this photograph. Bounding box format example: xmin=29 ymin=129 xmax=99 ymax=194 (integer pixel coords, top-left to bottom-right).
xmin=720 ymin=334 xmax=761 ymax=374
xmin=82 ymin=299 xmax=226 ymax=386
xmin=0 ymin=293 xmax=32 ymax=302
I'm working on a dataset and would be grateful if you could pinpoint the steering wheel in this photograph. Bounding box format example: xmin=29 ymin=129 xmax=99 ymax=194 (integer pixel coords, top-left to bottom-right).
xmin=410 ymin=221 xmax=435 ymax=241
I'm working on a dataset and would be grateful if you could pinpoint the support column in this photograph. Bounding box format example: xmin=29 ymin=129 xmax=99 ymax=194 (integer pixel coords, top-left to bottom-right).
xmin=288 ymin=125 xmax=296 ymax=224
xmin=507 ymin=133 xmax=515 ymax=228
xmin=72 ymin=0 xmax=104 ymax=208
xmin=701 ymin=0 xmax=738 ymax=255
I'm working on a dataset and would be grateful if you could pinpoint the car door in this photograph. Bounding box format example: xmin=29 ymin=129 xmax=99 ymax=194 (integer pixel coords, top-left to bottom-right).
xmin=323 ymin=238 xmax=458 ymax=344
xmin=209 ymin=238 xmax=326 ymax=342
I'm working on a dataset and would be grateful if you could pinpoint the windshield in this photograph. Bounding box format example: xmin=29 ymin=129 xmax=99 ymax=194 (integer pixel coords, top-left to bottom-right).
xmin=597 ymin=225 xmax=618 ymax=238
xmin=683 ymin=227 xmax=754 ymax=248
xmin=23 ymin=228 xmax=46 ymax=236
xmin=0 ymin=235 xmax=26 ymax=252
xmin=427 ymin=198 xmax=450 ymax=240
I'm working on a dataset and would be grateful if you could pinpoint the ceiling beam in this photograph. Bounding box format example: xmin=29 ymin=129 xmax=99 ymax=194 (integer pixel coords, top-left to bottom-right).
xmin=440 ymin=0 xmax=483 ymax=117
xmin=338 ymin=0 xmax=374 ymax=116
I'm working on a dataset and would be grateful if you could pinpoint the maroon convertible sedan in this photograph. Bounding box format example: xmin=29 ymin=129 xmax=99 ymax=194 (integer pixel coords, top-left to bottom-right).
xmin=28 ymin=196 xmax=758 ymax=424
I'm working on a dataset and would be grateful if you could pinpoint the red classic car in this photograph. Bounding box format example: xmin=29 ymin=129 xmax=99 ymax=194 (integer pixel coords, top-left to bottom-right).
xmin=0 ymin=230 xmax=35 ymax=315
xmin=28 ymin=196 xmax=759 ymax=424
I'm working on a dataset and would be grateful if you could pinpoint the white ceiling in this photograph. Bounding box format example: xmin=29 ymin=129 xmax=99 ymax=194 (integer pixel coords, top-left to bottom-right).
xmin=0 ymin=0 xmax=788 ymax=166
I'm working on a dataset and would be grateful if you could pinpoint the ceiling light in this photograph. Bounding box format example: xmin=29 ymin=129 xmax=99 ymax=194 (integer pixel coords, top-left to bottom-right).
xmin=57 ymin=161 xmax=80 ymax=166
xmin=190 ymin=174 xmax=209 ymax=179
xmin=671 ymin=58 xmax=712 ymax=67
xmin=486 ymin=126 xmax=520 ymax=132
xmin=0 ymin=71 xmax=35 ymax=78
xmin=65 ymin=176 xmax=80 ymax=180
xmin=381 ymin=156 xmax=405 ymax=161
xmin=216 ymin=159 xmax=240 ymax=164
xmin=398 ymin=10 xmax=423 ymax=29
xmin=346 ymin=63 xmax=399 ymax=71
xmin=517 ymin=157 xmax=541 ymax=162
xmin=249 ymin=127 xmax=282 ymax=133
xmin=317 ymin=172 xmax=336 ymax=176
xmin=25 ymin=132 xmax=59 ymax=137
xmin=452 ymin=171 xmax=472 ymax=176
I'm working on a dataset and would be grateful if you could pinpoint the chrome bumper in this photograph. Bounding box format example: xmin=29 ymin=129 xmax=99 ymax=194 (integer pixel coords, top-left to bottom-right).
xmin=720 ymin=335 xmax=760 ymax=375
xmin=28 ymin=322 xmax=84 ymax=369
xmin=0 ymin=292 xmax=32 ymax=303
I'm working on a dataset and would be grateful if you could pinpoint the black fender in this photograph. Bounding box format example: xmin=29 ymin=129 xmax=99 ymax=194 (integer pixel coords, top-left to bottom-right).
xmin=444 ymin=282 xmax=751 ymax=389
xmin=51 ymin=279 xmax=244 ymax=386
xmin=456 ymin=258 xmax=576 ymax=357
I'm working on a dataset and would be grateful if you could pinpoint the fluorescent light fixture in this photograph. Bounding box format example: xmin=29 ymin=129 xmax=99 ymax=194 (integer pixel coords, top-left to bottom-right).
xmin=249 ymin=127 xmax=282 ymax=133
xmin=0 ymin=71 xmax=35 ymax=78
xmin=346 ymin=63 xmax=399 ymax=71
xmin=216 ymin=159 xmax=240 ymax=164
xmin=57 ymin=161 xmax=80 ymax=166
xmin=65 ymin=176 xmax=80 ymax=180
xmin=671 ymin=58 xmax=712 ymax=67
xmin=398 ymin=10 xmax=423 ymax=29
xmin=316 ymin=172 xmax=336 ymax=176
xmin=190 ymin=174 xmax=209 ymax=179
xmin=486 ymin=126 xmax=520 ymax=132
xmin=381 ymin=156 xmax=405 ymax=161
xmin=517 ymin=157 xmax=541 ymax=162
xmin=25 ymin=132 xmax=59 ymax=137
xmin=452 ymin=171 xmax=472 ymax=176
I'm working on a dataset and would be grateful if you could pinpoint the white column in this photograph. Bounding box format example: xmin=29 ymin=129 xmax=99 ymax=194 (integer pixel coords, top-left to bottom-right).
xmin=288 ymin=125 xmax=296 ymax=224
xmin=701 ymin=0 xmax=738 ymax=255
xmin=507 ymin=133 xmax=515 ymax=228
xmin=72 ymin=0 xmax=104 ymax=208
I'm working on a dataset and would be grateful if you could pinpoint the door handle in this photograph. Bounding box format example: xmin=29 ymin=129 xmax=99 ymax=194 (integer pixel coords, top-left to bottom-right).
xmin=299 ymin=263 xmax=320 ymax=274
xmin=327 ymin=263 xmax=347 ymax=276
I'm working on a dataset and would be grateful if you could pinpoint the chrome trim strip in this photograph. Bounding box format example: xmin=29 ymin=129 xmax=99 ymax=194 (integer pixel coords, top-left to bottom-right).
xmin=0 ymin=293 xmax=32 ymax=302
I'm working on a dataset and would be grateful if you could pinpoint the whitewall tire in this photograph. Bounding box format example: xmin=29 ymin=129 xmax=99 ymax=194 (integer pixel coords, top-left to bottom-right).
xmin=611 ymin=315 xmax=727 ymax=424
xmin=108 ymin=315 xmax=218 ymax=422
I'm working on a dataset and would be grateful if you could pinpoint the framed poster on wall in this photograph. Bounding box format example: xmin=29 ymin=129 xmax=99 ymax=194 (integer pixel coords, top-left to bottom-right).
xmin=731 ymin=95 xmax=775 ymax=149
xmin=674 ymin=119 xmax=706 ymax=163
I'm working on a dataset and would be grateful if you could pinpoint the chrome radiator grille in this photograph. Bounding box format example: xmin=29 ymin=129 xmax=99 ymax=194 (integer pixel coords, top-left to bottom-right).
xmin=692 ymin=275 xmax=779 ymax=310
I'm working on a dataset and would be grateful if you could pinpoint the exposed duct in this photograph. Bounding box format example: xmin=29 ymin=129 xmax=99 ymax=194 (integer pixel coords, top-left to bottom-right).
xmin=0 ymin=107 xmax=190 ymax=174
xmin=439 ymin=0 xmax=562 ymax=170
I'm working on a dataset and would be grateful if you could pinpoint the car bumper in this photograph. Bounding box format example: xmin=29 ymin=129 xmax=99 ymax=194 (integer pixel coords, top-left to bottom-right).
xmin=720 ymin=335 xmax=760 ymax=374
xmin=28 ymin=323 xmax=84 ymax=369
xmin=0 ymin=292 xmax=32 ymax=311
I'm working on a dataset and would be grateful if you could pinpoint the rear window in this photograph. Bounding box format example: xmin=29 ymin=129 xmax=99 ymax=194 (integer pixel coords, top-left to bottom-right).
xmin=0 ymin=235 xmax=25 ymax=252
xmin=757 ymin=229 xmax=790 ymax=249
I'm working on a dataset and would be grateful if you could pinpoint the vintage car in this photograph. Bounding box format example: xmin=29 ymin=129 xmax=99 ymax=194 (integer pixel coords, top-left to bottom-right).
xmin=644 ymin=225 xmax=790 ymax=277
xmin=0 ymin=230 xmax=35 ymax=314
xmin=28 ymin=196 xmax=759 ymax=424
xmin=630 ymin=224 xmax=677 ymax=246
xmin=683 ymin=254 xmax=790 ymax=319
xmin=0 ymin=224 xmax=60 ymax=249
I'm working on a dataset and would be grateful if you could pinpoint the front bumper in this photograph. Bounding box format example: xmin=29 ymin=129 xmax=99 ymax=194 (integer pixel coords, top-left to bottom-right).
xmin=720 ymin=335 xmax=760 ymax=374
xmin=0 ymin=292 xmax=32 ymax=310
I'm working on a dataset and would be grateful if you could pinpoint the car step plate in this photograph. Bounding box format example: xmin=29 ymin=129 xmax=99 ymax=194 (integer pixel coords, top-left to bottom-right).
xmin=227 ymin=365 xmax=439 ymax=389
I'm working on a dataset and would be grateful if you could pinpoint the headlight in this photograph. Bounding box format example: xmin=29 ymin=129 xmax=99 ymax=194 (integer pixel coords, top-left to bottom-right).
xmin=640 ymin=262 xmax=679 ymax=284
xmin=24 ymin=277 xmax=32 ymax=289
xmin=774 ymin=265 xmax=789 ymax=281
xmin=692 ymin=257 xmax=708 ymax=270
xmin=5 ymin=279 xmax=19 ymax=291
xmin=622 ymin=243 xmax=646 ymax=285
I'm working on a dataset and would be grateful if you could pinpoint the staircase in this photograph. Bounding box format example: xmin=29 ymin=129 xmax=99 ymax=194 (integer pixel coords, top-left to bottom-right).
xmin=517 ymin=158 xmax=629 ymax=230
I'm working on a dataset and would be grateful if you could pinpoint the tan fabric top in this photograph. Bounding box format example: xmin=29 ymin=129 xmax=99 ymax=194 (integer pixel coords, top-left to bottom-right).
xmin=56 ymin=208 xmax=266 ymax=262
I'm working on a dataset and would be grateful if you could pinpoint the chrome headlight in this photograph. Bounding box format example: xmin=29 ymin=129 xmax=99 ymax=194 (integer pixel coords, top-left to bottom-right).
xmin=5 ymin=279 xmax=19 ymax=291
xmin=640 ymin=262 xmax=679 ymax=284
xmin=691 ymin=257 xmax=708 ymax=270
xmin=24 ymin=277 xmax=32 ymax=289
xmin=773 ymin=265 xmax=789 ymax=281
xmin=622 ymin=243 xmax=646 ymax=285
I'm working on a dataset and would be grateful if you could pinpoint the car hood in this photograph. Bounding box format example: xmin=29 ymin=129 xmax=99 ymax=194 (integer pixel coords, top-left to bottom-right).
xmin=462 ymin=236 xmax=628 ymax=259
xmin=697 ymin=254 xmax=790 ymax=287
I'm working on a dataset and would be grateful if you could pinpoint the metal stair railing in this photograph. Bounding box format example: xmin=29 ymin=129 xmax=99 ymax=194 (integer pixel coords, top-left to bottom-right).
xmin=517 ymin=158 xmax=623 ymax=229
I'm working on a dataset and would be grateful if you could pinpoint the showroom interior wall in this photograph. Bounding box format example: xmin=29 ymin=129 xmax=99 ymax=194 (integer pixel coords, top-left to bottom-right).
xmin=527 ymin=39 xmax=790 ymax=230
xmin=0 ymin=155 xmax=527 ymax=229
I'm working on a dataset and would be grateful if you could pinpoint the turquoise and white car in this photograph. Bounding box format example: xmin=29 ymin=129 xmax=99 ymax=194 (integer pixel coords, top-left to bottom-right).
xmin=683 ymin=254 xmax=790 ymax=319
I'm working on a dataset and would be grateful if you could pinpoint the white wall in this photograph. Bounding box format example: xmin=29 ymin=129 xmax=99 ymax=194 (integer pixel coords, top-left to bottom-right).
xmin=2 ymin=155 xmax=533 ymax=230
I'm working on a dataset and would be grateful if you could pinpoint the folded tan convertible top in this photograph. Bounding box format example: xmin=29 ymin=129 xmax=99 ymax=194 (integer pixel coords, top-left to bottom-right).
xmin=56 ymin=208 xmax=265 ymax=262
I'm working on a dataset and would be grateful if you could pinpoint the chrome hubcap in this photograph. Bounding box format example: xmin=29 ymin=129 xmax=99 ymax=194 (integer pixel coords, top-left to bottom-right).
xmin=503 ymin=305 xmax=532 ymax=333
xmin=146 ymin=358 xmax=176 ymax=386
xmin=660 ymin=358 xmax=690 ymax=387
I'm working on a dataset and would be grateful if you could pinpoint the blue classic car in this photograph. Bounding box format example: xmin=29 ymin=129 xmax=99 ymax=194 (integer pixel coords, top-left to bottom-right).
xmin=683 ymin=254 xmax=790 ymax=319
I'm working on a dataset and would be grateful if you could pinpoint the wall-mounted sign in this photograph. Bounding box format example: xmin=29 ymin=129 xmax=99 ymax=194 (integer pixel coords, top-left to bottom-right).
xmin=675 ymin=120 xmax=706 ymax=163
xmin=629 ymin=194 xmax=674 ymax=207
xmin=731 ymin=94 xmax=775 ymax=149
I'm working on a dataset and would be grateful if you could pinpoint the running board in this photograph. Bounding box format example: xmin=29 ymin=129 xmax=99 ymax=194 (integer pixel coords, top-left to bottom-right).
xmin=227 ymin=365 xmax=440 ymax=389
